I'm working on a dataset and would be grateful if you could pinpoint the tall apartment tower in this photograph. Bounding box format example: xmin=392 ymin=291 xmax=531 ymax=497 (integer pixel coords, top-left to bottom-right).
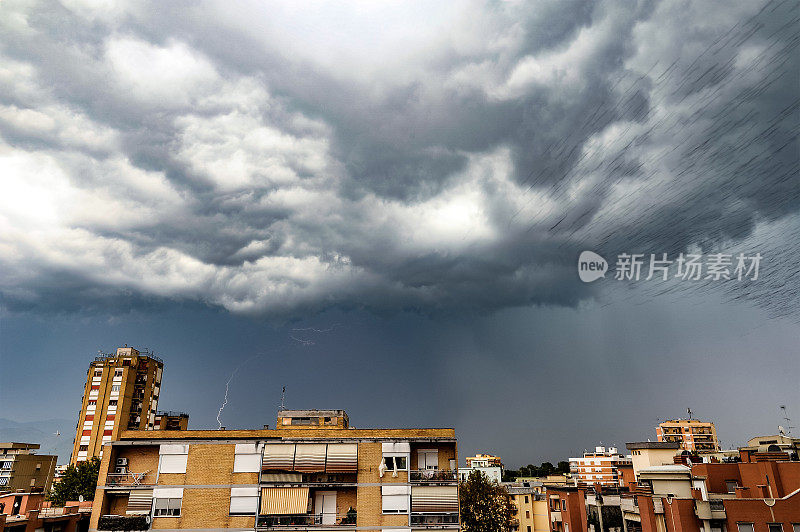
xmin=656 ymin=418 xmax=720 ymax=453
xmin=70 ymin=347 xmax=164 ymax=464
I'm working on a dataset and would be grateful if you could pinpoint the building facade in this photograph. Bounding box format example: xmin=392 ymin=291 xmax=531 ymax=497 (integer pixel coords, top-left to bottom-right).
xmin=656 ymin=419 xmax=720 ymax=453
xmin=71 ymin=346 xmax=188 ymax=465
xmin=569 ymin=447 xmax=631 ymax=487
xmin=506 ymin=484 xmax=549 ymax=532
xmin=459 ymin=453 xmax=503 ymax=483
xmin=89 ymin=409 xmax=459 ymax=531
xmin=0 ymin=443 xmax=57 ymax=494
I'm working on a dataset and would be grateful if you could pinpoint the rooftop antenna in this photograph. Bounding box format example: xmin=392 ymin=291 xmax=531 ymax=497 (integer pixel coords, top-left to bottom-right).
xmin=687 ymin=407 xmax=693 ymax=420
xmin=280 ymin=386 xmax=286 ymax=410
xmin=780 ymin=405 xmax=794 ymax=435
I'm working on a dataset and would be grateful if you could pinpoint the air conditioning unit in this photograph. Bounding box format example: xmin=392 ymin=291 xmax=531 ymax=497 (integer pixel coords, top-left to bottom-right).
xmin=116 ymin=457 xmax=128 ymax=467
xmin=114 ymin=466 xmax=127 ymax=475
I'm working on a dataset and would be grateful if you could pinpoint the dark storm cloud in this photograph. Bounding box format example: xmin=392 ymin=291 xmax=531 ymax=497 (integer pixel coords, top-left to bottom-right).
xmin=0 ymin=0 xmax=797 ymax=318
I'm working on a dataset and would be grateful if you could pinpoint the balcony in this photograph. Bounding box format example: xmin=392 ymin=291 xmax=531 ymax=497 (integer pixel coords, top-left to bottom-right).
xmin=257 ymin=513 xmax=356 ymax=529
xmin=97 ymin=514 xmax=151 ymax=531
xmin=410 ymin=513 xmax=459 ymax=525
xmin=106 ymin=471 xmax=152 ymax=487
xmin=410 ymin=469 xmax=458 ymax=483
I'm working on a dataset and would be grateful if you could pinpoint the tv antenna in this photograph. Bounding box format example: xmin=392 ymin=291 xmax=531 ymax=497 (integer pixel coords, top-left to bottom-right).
xmin=280 ymin=386 xmax=286 ymax=410
xmin=779 ymin=405 xmax=794 ymax=436
xmin=687 ymin=407 xmax=693 ymax=420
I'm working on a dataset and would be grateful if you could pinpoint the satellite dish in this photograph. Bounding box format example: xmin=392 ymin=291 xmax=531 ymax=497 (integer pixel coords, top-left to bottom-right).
xmin=79 ymin=495 xmax=84 ymax=502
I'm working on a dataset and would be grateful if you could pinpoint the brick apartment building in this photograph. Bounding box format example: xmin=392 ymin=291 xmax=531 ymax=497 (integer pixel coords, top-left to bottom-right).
xmin=89 ymin=409 xmax=459 ymax=531
xmin=546 ymin=442 xmax=800 ymax=532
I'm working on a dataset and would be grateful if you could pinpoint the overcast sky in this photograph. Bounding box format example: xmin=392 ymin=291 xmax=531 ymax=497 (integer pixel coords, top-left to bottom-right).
xmin=0 ymin=0 xmax=798 ymax=466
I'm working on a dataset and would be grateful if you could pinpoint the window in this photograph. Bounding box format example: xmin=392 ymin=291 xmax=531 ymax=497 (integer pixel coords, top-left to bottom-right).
xmin=94 ymin=370 xmax=102 ymax=376
xmin=153 ymin=497 xmax=182 ymax=516
xmin=726 ymin=480 xmax=738 ymax=493
xmin=526 ymin=511 xmax=530 ymax=518
xmin=525 ymin=495 xmax=529 ymax=503
xmin=36 ymin=463 xmax=41 ymax=470
xmin=115 ymin=369 xmax=123 ymax=377
xmin=738 ymin=524 xmax=755 ymax=532
xmin=769 ymin=525 xmax=783 ymax=532
xmin=793 ymin=525 xmax=800 ymax=532
xmin=528 ymin=527 xmax=532 ymax=532
xmin=111 ymin=385 xmax=120 ymax=392
xmin=418 ymin=449 xmax=439 ymax=470
xmin=159 ymin=444 xmax=189 ymax=474
xmin=382 ymin=485 xmax=410 ymax=513
xmin=384 ymin=456 xmax=408 ymax=471
xmin=79 ymin=445 xmax=88 ymax=451
xmin=109 ymin=400 xmax=117 ymax=406
xmin=230 ymin=487 xmax=259 ymax=514
xmin=233 ymin=443 xmax=262 ymax=473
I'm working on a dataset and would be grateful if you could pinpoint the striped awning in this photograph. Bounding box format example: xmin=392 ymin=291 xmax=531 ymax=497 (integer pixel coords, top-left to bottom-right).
xmin=126 ymin=490 xmax=153 ymax=515
xmin=263 ymin=443 xmax=296 ymax=470
xmin=260 ymin=487 xmax=310 ymax=515
xmin=411 ymin=486 xmax=459 ymax=513
xmin=293 ymin=444 xmax=327 ymax=473
xmin=326 ymin=443 xmax=357 ymax=473
xmin=261 ymin=472 xmax=303 ymax=483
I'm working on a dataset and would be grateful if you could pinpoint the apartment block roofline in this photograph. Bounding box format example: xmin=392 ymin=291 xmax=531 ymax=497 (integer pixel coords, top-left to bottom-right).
xmin=115 ymin=427 xmax=456 ymax=443
xmin=0 ymin=442 xmax=42 ymax=450
xmin=626 ymin=441 xmax=682 ymax=450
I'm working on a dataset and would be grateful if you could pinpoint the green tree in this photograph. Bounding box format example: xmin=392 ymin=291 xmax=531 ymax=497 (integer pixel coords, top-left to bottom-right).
xmin=48 ymin=457 xmax=101 ymax=506
xmin=557 ymin=461 xmax=571 ymax=474
xmin=459 ymin=470 xmax=516 ymax=532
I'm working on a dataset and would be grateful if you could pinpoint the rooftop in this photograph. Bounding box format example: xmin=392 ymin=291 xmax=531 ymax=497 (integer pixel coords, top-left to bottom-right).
xmin=627 ymin=441 xmax=682 ymax=450
xmin=0 ymin=442 xmax=41 ymax=450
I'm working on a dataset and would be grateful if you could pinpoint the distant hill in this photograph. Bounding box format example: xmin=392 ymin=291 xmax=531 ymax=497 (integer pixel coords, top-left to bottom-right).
xmin=0 ymin=418 xmax=75 ymax=464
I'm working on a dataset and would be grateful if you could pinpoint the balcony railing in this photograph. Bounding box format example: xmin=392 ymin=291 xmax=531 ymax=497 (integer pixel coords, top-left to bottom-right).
xmin=410 ymin=513 xmax=459 ymax=525
xmin=106 ymin=471 xmax=152 ymax=486
xmin=410 ymin=469 xmax=458 ymax=482
xmin=258 ymin=513 xmax=356 ymax=528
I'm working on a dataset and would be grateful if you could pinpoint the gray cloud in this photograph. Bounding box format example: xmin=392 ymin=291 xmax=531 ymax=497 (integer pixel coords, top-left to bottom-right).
xmin=0 ymin=0 xmax=797 ymax=318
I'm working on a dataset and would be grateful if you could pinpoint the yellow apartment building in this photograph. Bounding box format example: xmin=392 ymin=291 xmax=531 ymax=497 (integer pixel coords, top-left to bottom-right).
xmin=656 ymin=419 xmax=720 ymax=453
xmin=71 ymin=347 xmax=165 ymax=464
xmin=89 ymin=409 xmax=459 ymax=531
xmin=506 ymin=485 xmax=548 ymax=532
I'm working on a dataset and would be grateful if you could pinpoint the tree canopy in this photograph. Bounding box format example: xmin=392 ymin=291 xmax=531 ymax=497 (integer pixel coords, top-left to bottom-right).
xmin=460 ymin=470 xmax=516 ymax=532
xmin=49 ymin=457 xmax=100 ymax=506
xmin=502 ymin=460 xmax=571 ymax=481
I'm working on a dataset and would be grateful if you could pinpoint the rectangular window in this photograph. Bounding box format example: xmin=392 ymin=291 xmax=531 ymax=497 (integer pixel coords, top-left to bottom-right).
xmin=525 ymin=495 xmax=529 ymax=503
xmin=769 ymin=525 xmax=783 ymax=532
xmin=159 ymin=444 xmax=189 ymax=474
xmin=793 ymin=525 xmax=800 ymax=532
xmin=726 ymin=480 xmax=738 ymax=493
xmin=91 ymin=385 xmax=99 ymax=390
xmin=384 ymin=456 xmax=408 ymax=471
xmin=417 ymin=449 xmax=438 ymax=470
xmin=82 ymin=430 xmax=91 ymax=436
xmin=153 ymin=497 xmax=182 ymax=517
xmin=738 ymin=524 xmax=755 ymax=532
xmin=109 ymin=400 xmax=118 ymax=406
xmin=233 ymin=443 xmax=263 ymax=473
xmin=115 ymin=369 xmax=123 ymax=377
xmin=79 ymin=445 xmax=88 ymax=451
xmin=382 ymin=485 xmax=410 ymax=513
xmin=230 ymin=487 xmax=259 ymax=514
xmin=111 ymin=385 xmax=120 ymax=392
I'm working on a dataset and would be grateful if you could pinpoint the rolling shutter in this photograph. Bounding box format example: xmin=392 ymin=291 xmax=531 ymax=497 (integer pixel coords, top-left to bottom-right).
xmin=260 ymin=487 xmax=310 ymax=515
xmin=126 ymin=490 xmax=153 ymax=514
xmin=263 ymin=443 xmax=296 ymax=470
xmin=326 ymin=443 xmax=358 ymax=473
xmin=230 ymin=486 xmax=259 ymax=514
xmin=411 ymin=486 xmax=458 ymax=512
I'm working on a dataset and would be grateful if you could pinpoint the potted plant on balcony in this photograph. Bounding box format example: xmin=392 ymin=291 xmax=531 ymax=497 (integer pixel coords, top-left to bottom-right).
xmin=342 ymin=506 xmax=356 ymax=524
